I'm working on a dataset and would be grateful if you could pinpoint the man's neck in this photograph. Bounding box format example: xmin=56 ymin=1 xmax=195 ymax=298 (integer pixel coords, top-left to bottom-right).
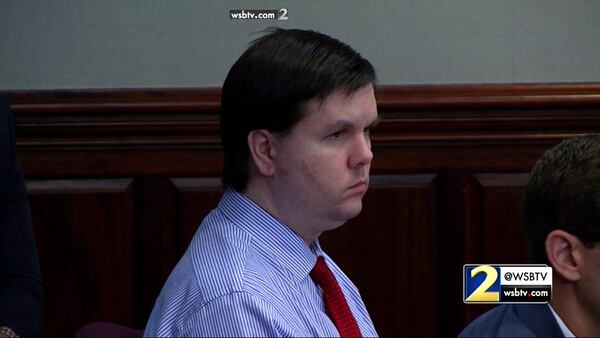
xmin=551 ymin=287 xmax=600 ymax=337
xmin=242 ymin=181 xmax=321 ymax=245
xmin=547 ymin=303 xmax=574 ymax=337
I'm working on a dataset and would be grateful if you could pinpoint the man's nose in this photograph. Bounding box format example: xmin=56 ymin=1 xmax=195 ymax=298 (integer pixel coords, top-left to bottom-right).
xmin=348 ymin=133 xmax=373 ymax=168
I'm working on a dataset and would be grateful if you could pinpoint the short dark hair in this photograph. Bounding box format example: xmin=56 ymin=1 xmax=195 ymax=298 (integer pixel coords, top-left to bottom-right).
xmin=523 ymin=134 xmax=600 ymax=264
xmin=220 ymin=28 xmax=377 ymax=191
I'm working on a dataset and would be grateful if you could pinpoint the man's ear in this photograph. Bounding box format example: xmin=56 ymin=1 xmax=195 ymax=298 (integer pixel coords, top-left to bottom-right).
xmin=247 ymin=130 xmax=276 ymax=177
xmin=546 ymin=229 xmax=583 ymax=282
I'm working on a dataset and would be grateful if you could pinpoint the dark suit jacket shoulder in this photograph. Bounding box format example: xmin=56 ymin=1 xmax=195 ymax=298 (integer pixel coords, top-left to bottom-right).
xmin=0 ymin=97 xmax=44 ymax=337
xmin=459 ymin=304 xmax=564 ymax=337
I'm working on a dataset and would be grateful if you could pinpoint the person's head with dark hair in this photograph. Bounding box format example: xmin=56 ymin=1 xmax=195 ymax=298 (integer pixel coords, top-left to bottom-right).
xmin=523 ymin=134 xmax=600 ymax=263
xmin=522 ymin=134 xmax=600 ymax=336
xmin=219 ymin=28 xmax=378 ymax=243
xmin=220 ymin=27 xmax=377 ymax=192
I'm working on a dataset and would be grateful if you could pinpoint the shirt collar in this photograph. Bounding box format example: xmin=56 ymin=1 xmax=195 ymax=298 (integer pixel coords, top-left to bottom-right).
xmin=218 ymin=189 xmax=318 ymax=283
xmin=548 ymin=303 xmax=575 ymax=337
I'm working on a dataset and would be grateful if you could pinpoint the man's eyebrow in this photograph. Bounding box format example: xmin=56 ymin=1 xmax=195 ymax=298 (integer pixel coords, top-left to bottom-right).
xmin=323 ymin=120 xmax=354 ymax=131
xmin=324 ymin=116 xmax=381 ymax=131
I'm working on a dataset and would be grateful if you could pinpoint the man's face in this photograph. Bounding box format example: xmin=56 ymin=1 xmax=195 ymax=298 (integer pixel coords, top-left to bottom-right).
xmin=269 ymin=84 xmax=378 ymax=240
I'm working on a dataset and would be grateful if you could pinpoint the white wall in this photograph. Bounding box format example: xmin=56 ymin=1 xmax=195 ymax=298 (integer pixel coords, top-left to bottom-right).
xmin=1 ymin=0 xmax=599 ymax=89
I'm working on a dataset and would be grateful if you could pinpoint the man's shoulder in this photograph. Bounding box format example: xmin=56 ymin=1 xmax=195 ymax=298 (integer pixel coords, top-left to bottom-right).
xmin=185 ymin=208 xmax=255 ymax=294
xmin=459 ymin=305 xmax=516 ymax=337
xmin=184 ymin=206 xmax=292 ymax=292
xmin=145 ymin=207 xmax=289 ymax=336
xmin=459 ymin=304 xmax=562 ymax=337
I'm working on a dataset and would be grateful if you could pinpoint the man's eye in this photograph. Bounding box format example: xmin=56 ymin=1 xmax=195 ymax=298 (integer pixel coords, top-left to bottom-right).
xmin=329 ymin=130 xmax=345 ymax=139
xmin=363 ymin=127 xmax=371 ymax=135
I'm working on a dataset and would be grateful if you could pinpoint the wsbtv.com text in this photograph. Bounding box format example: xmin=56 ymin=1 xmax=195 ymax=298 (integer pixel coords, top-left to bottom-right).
xmin=229 ymin=9 xmax=288 ymax=20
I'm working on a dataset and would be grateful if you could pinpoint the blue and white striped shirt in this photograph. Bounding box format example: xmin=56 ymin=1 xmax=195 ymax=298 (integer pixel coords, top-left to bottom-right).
xmin=144 ymin=189 xmax=378 ymax=337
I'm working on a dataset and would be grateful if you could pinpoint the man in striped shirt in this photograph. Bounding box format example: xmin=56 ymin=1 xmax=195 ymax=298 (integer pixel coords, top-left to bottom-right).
xmin=145 ymin=28 xmax=379 ymax=337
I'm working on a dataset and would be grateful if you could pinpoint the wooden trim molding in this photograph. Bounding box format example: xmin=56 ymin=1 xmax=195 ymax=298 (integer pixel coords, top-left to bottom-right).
xmin=4 ymin=83 xmax=600 ymax=113
xmin=376 ymin=83 xmax=600 ymax=110
xmin=2 ymin=83 xmax=600 ymax=152
xmin=3 ymin=88 xmax=221 ymax=115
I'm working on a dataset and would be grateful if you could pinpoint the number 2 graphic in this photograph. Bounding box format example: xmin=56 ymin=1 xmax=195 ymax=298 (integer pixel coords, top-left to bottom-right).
xmin=466 ymin=265 xmax=500 ymax=302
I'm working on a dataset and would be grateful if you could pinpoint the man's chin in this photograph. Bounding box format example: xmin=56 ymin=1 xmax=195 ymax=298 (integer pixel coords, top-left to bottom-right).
xmin=320 ymin=199 xmax=364 ymax=231
xmin=337 ymin=200 xmax=364 ymax=222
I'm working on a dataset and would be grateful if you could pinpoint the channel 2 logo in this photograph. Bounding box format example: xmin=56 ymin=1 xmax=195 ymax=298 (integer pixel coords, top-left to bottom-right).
xmin=463 ymin=264 xmax=552 ymax=304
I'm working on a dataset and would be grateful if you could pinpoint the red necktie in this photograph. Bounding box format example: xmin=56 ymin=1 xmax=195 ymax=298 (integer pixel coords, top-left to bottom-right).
xmin=310 ymin=256 xmax=362 ymax=338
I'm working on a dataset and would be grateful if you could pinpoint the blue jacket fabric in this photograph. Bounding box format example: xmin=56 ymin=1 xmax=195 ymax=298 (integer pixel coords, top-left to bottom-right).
xmin=459 ymin=304 xmax=564 ymax=337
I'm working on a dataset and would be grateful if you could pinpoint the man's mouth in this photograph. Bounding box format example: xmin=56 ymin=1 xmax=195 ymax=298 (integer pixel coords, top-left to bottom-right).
xmin=348 ymin=180 xmax=368 ymax=193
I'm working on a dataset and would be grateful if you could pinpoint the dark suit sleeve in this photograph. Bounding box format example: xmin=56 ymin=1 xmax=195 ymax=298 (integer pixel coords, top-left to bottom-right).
xmin=0 ymin=97 xmax=44 ymax=337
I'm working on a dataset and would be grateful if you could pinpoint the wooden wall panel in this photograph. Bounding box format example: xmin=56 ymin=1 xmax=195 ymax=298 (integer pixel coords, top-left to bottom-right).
xmin=320 ymin=174 xmax=439 ymax=337
xmin=2 ymin=84 xmax=599 ymax=337
xmin=26 ymin=179 xmax=135 ymax=336
xmin=170 ymin=178 xmax=223 ymax=254
xmin=137 ymin=177 xmax=223 ymax=326
xmin=438 ymin=173 xmax=534 ymax=334
xmin=474 ymin=173 xmax=529 ymax=264
xmin=445 ymin=173 xmax=530 ymax=332
xmin=436 ymin=172 xmax=477 ymax=336
xmin=136 ymin=176 xmax=178 ymax=328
